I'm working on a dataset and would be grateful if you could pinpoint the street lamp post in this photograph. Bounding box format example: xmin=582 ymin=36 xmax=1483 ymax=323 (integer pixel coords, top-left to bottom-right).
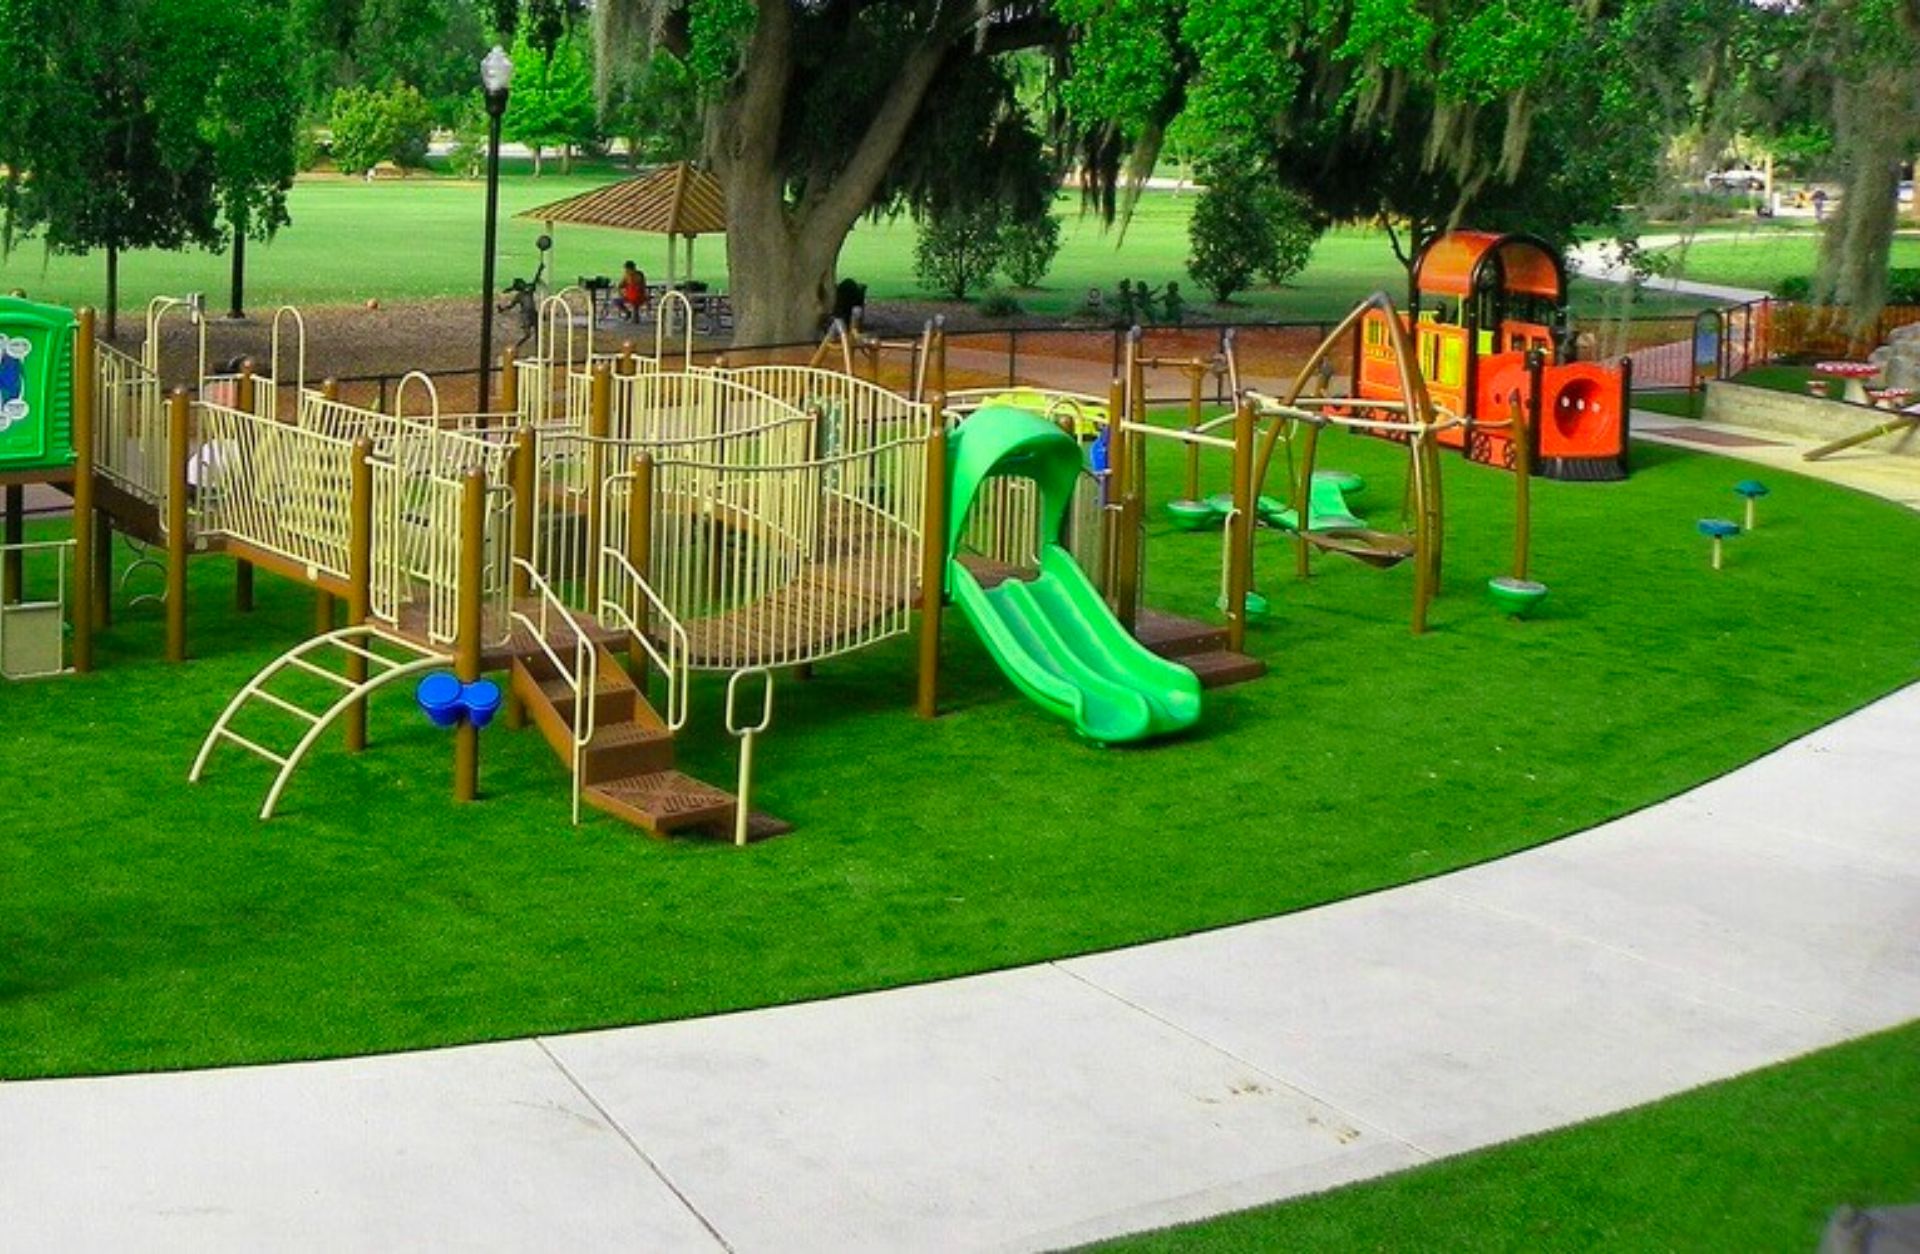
xmin=477 ymin=45 xmax=513 ymax=416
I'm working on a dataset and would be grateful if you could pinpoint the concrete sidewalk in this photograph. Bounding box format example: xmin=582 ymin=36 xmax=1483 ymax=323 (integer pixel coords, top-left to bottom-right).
xmin=2 ymin=430 xmax=1918 ymax=1252
xmin=1567 ymin=236 xmax=1770 ymax=304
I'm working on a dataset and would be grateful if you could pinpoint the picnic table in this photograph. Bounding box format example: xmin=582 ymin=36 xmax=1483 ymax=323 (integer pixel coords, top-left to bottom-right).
xmin=1813 ymin=360 xmax=1880 ymax=405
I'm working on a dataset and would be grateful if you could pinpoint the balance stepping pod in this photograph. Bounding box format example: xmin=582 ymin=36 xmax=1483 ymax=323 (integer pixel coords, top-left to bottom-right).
xmin=1734 ymin=480 xmax=1769 ymax=530
xmin=1698 ymin=518 xmax=1741 ymax=570
xmin=415 ymin=672 xmax=504 ymax=728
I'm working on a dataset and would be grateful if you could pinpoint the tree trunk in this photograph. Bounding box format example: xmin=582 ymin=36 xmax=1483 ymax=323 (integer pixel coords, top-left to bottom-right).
xmin=105 ymin=242 xmax=119 ymax=342
xmin=724 ymin=185 xmax=841 ymax=345
xmin=532 ymin=145 xmax=543 ymax=176
xmin=228 ymin=210 xmax=248 ymax=320
xmin=711 ymin=0 xmax=963 ymax=346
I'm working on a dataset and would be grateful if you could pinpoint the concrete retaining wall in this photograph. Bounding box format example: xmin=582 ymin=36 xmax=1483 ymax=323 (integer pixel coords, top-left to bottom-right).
xmin=1703 ymin=381 xmax=1920 ymax=459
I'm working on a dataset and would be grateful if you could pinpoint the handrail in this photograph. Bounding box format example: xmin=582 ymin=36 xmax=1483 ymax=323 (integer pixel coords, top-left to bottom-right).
xmin=271 ymin=305 xmax=307 ymax=395
xmin=393 ymin=370 xmax=441 ymax=421
xmin=655 ymin=289 xmax=696 ymax=368
xmin=724 ymin=667 xmax=775 ymax=847
xmin=597 ymin=547 xmax=691 ymax=731
xmin=508 ymin=556 xmax=597 ymax=825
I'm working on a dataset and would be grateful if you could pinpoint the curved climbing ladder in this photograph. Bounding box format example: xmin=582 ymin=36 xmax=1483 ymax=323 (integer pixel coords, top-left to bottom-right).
xmin=189 ymin=625 xmax=450 ymax=818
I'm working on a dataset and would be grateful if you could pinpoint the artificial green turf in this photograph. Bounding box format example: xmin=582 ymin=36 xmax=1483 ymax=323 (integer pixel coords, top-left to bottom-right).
xmin=1085 ymin=1020 xmax=1920 ymax=1253
xmin=0 ymin=175 xmax=1696 ymax=326
xmin=4 ymin=432 xmax=1918 ymax=1078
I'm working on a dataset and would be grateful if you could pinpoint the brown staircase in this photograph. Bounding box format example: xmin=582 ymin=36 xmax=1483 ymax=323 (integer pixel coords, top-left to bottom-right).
xmin=1132 ymin=607 xmax=1268 ymax=689
xmin=511 ymin=642 xmax=738 ymax=837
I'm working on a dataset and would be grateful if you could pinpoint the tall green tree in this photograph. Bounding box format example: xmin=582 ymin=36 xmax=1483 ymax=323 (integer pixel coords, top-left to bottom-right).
xmin=1060 ymin=0 xmax=1675 ymax=300
xmin=293 ymin=0 xmax=488 ymax=120
xmin=602 ymin=52 xmax=702 ymax=168
xmin=555 ymin=0 xmax=1065 ymax=344
xmin=503 ymin=31 xmax=599 ymax=174
xmin=0 ymin=0 xmax=299 ymax=336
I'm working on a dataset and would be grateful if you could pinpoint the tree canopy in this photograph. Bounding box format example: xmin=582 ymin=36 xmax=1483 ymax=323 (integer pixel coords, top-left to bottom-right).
xmin=0 ymin=0 xmax=301 ymax=334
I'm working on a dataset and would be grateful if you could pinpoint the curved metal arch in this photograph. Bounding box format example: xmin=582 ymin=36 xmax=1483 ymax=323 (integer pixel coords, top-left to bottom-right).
xmin=189 ymin=625 xmax=450 ymax=819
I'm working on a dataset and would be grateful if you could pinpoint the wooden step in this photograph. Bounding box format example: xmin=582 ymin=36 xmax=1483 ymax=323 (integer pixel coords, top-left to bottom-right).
xmin=1177 ymin=649 xmax=1268 ymax=689
xmin=580 ymin=719 xmax=677 ymax=785
xmin=538 ymin=673 xmax=636 ymax=727
xmin=585 ymin=770 xmax=737 ymax=836
xmin=1134 ymin=606 xmax=1229 ymax=659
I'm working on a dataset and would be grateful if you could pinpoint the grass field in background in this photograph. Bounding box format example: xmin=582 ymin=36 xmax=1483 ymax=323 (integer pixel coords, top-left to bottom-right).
xmin=1090 ymin=1021 xmax=1920 ymax=1253
xmin=0 ymin=168 xmax=1695 ymax=329
xmin=4 ymin=430 xmax=1918 ymax=1079
xmin=1655 ymin=231 xmax=1920 ymax=296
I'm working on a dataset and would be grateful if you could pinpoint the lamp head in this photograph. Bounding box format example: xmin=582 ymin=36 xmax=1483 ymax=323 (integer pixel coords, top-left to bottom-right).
xmin=481 ymin=45 xmax=513 ymax=97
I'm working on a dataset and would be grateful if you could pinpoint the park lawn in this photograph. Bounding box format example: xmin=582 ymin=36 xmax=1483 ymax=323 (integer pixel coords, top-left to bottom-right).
xmin=1653 ymin=230 xmax=1920 ymax=295
xmin=3 ymin=428 xmax=1918 ymax=1080
xmin=1087 ymin=1019 xmax=1920 ymax=1253
xmin=0 ymin=171 xmax=1691 ymax=329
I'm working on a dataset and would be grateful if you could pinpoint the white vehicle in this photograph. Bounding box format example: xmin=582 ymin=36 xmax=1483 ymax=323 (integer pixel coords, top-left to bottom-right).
xmin=1705 ymin=168 xmax=1767 ymax=192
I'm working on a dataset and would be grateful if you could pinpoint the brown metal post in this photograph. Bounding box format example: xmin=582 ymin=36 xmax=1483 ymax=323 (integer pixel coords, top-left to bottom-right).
xmin=915 ymin=412 xmax=949 ymax=719
xmin=931 ymin=322 xmax=948 ymax=399
xmin=232 ymin=367 xmax=256 ymax=612
xmin=318 ymin=370 xmax=344 ymax=646
xmin=165 ymin=388 xmax=190 ymax=662
xmin=1294 ymin=421 xmax=1321 ymax=581
xmin=1225 ymin=399 xmax=1255 ymax=654
xmin=1 ymin=485 xmax=19 ymax=603
xmin=504 ymin=426 xmax=534 ymax=730
xmin=497 ymin=345 xmax=517 ymax=429
xmin=454 ymin=468 xmax=484 ymax=802
xmin=628 ymin=452 xmax=654 ymax=683
xmin=345 ymin=438 xmax=373 ymax=751
xmin=71 ymin=308 xmax=96 ymax=671
xmin=1184 ymin=363 xmax=1203 ymax=501
xmin=1099 ymin=377 xmax=1124 ymax=595
xmin=585 ymin=364 xmax=610 ymax=610
xmin=1510 ymin=392 xmax=1533 ymax=583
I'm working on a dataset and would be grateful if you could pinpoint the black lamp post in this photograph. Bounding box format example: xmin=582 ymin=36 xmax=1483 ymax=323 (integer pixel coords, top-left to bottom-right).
xmin=477 ymin=44 xmax=513 ymax=415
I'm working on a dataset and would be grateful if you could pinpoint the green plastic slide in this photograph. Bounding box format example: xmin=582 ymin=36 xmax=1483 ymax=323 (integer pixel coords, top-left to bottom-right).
xmin=946 ymin=407 xmax=1202 ymax=744
xmin=1264 ymin=475 xmax=1365 ymax=533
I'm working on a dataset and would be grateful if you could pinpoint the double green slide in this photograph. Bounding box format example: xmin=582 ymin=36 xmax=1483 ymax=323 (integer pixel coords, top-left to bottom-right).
xmin=946 ymin=407 xmax=1202 ymax=744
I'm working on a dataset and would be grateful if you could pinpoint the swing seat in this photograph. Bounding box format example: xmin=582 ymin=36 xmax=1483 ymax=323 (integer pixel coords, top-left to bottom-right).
xmin=1304 ymin=527 xmax=1415 ymax=568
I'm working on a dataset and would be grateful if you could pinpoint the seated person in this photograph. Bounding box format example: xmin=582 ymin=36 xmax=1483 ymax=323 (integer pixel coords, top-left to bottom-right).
xmin=615 ymin=261 xmax=648 ymax=321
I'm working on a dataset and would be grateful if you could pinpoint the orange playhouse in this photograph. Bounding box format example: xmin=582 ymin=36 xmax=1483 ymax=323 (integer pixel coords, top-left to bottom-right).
xmin=1354 ymin=231 xmax=1631 ymax=481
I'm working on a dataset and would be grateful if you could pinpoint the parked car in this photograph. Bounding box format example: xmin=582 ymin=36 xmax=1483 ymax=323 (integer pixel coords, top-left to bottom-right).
xmin=1705 ymin=168 xmax=1767 ymax=191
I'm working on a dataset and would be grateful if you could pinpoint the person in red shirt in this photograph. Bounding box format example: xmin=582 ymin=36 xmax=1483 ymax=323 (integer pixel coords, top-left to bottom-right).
xmin=617 ymin=261 xmax=648 ymax=321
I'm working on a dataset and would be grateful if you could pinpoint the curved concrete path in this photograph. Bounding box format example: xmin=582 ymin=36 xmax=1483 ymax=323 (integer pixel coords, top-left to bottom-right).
xmin=3 ymin=420 xmax=1918 ymax=1252
xmin=1568 ymin=234 xmax=1771 ymax=304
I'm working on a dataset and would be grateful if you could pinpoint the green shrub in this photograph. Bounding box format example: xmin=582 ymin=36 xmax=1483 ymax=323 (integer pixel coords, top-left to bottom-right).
xmin=998 ymin=215 xmax=1062 ymax=288
xmin=976 ymin=289 xmax=1023 ymax=317
xmin=1258 ymin=186 xmax=1321 ymax=286
xmin=913 ymin=204 xmax=1002 ymax=300
xmin=1774 ymin=275 xmax=1812 ymax=302
xmin=327 ymin=84 xmax=435 ymax=175
xmin=1887 ymin=269 xmax=1920 ymax=305
xmin=1188 ymin=168 xmax=1274 ymax=302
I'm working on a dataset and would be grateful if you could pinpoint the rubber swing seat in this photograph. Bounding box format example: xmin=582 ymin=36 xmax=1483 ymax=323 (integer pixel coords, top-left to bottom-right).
xmin=1304 ymin=527 xmax=1415 ymax=568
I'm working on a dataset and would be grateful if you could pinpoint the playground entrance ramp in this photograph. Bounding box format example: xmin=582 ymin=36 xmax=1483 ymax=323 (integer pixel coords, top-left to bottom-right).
xmin=189 ymin=625 xmax=450 ymax=818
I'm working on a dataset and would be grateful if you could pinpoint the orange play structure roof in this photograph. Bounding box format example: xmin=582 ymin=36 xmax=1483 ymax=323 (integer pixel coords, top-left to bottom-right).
xmin=1415 ymin=231 xmax=1563 ymax=301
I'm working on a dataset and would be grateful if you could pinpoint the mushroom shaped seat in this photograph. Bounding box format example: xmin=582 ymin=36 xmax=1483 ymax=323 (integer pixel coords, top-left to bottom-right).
xmin=1166 ymin=499 xmax=1216 ymax=530
xmin=1698 ymin=518 xmax=1741 ymax=539
xmin=1734 ymin=480 xmax=1769 ymax=500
